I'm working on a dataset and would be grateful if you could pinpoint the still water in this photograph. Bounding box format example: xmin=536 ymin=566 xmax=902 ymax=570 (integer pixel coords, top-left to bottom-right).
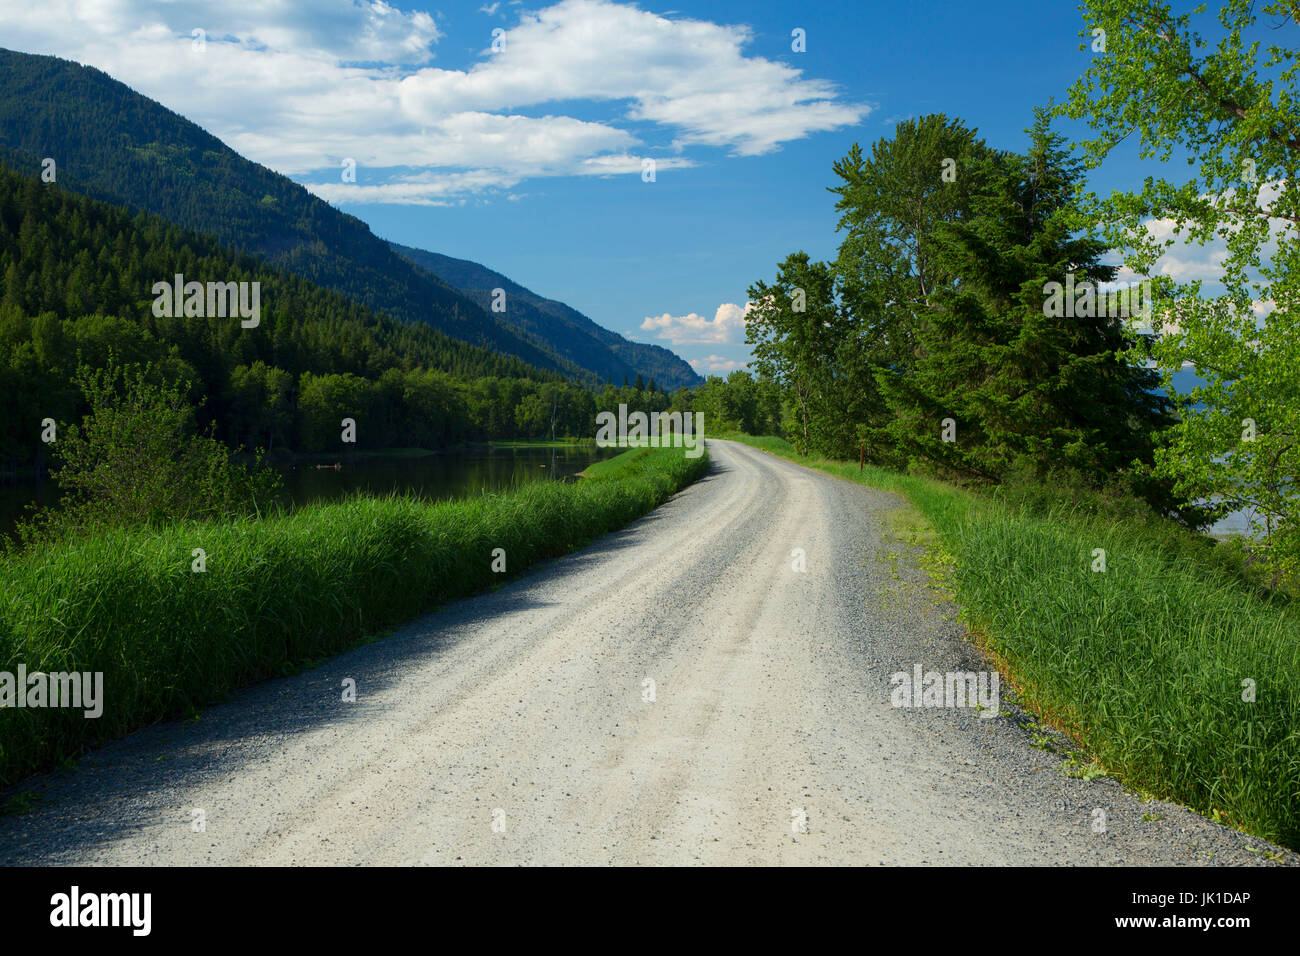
xmin=0 ymin=444 xmax=620 ymax=538
xmin=274 ymin=444 xmax=618 ymax=509
xmin=1207 ymin=503 xmax=1279 ymax=540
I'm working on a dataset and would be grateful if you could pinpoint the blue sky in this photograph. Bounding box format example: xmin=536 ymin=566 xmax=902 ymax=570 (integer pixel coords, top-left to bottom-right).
xmin=335 ymin=0 xmax=1116 ymax=375
xmin=0 ymin=0 xmax=1218 ymax=377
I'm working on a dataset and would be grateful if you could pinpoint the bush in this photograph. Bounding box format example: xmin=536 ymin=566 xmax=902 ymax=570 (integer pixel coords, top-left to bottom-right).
xmin=18 ymin=360 xmax=280 ymax=544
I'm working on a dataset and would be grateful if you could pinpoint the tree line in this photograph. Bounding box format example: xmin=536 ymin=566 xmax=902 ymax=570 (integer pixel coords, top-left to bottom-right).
xmin=746 ymin=109 xmax=1183 ymax=513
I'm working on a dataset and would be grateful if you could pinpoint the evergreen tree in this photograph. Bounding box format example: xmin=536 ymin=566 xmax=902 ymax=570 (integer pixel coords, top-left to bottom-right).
xmin=0 ymin=164 xmax=601 ymax=466
xmin=876 ymin=110 xmax=1174 ymax=501
xmin=829 ymin=114 xmax=1004 ymax=464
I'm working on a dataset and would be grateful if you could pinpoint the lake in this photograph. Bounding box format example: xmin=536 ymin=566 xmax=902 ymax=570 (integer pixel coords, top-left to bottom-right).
xmin=0 ymin=443 xmax=621 ymax=539
xmin=1209 ymin=509 xmax=1259 ymax=538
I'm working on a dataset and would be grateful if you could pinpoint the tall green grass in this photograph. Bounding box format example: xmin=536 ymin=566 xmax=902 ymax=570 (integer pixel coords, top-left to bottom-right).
xmin=721 ymin=434 xmax=1300 ymax=849
xmin=0 ymin=447 xmax=708 ymax=787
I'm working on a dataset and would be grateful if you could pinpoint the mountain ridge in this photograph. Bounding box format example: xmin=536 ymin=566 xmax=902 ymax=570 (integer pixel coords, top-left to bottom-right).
xmin=0 ymin=47 xmax=698 ymax=389
xmin=389 ymin=243 xmax=700 ymax=390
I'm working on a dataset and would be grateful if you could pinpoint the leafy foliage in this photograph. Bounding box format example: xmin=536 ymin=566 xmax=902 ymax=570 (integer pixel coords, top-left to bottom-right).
xmin=878 ymin=111 xmax=1177 ymax=504
xmin=24 ymin=361 xmax=281 ymax=539
xmin=747 ymin=110 xmax=1180 ymax=519
xmin=1059 ymin=0 xmax=1300 ymax=580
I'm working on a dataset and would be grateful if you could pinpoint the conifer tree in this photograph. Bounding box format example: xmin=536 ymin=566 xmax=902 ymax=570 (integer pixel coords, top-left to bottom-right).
xmin=877 ymin=110 xmax=1174 ymax=501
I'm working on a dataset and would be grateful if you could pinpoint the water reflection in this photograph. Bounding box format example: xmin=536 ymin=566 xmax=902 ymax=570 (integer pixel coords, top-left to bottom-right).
xmin=0 ymin=444 xmax=619 ymax=537
xmin=275 ymin=444 xmax=617 ymax=508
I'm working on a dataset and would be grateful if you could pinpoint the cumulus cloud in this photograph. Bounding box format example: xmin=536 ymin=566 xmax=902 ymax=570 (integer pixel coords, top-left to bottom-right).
xmin=398 ymin=0 xmax=867 ymax=155
xmin=0 ymin=0 xmax=866 ymax=203
xmin=689 ymin=354 xmax=748 ymax=373
xmin=641 ymin=301 xmax=751 ymax=345
xmin=1123 ymin=179 xmax=1295 ymax=287
xmin=1105 ymin=180 xmax=1296 ymax=333
xmin=23 ymin=0 xmax=443 ymax=66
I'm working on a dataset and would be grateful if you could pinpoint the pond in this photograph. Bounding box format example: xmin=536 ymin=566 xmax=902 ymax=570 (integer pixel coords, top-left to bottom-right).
xmin=0 ymin=443 xmax=621 ymax=539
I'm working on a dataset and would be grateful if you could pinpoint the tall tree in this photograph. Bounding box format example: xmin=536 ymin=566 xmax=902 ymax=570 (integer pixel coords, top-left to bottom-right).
xmin=877 ymin=111 xmax=1175 ymax=496
xmin=1060 ymin=0 xmax=1300 ymax=574
xmin=828 ymin=115 xmax=1003 ymax=462
xmin=745 ymin=253 xmax=862 ymax=455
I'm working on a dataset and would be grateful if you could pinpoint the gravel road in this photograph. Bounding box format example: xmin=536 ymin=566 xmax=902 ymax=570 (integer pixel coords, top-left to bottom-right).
xmin=1 ymin=439 xmax=1293 ymax=865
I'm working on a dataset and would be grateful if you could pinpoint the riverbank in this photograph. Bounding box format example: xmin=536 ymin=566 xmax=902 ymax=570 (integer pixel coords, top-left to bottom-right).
xmin=0 ymin=441 xmax=620 ymax=542
xmin=0 ymin=446 xmax=709 ymax=789
xmin=721 ymin=434 xmax=1300 ymax=850
xmin=258 ymin=438 xmax=600 ymax=462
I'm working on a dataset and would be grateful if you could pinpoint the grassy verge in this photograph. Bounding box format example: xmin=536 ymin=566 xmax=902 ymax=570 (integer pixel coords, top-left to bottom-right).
xmin=0 ymin=446 xmax=708 ymax=787
xmin=718 ymin=434 xmax=1300 ymax=850
xmin=575 ymin=446 xmax=688 ymax=478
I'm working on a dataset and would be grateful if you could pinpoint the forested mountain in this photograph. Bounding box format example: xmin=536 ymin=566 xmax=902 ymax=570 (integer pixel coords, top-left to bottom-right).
xmin=392 ymin=244 xmax=700 ymax=391
xmin=0 ymin=163 xmax=605 ymax=463
xmin=0 ymin=48 xmax=689 ymax=388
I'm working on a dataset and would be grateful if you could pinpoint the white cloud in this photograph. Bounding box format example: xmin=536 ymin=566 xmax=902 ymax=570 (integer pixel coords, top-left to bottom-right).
xmin=575 ymin=153 xmax=695 ymax=176
xmin=308 ymin=168 xmax=523 ymax=205
xmin=641 ymin=301 xmax=751 ymax=344
xmin=1106 ymin=180 xmax=1296 ymax=334
xmin=0 ymin=1 xmax=865 ymax=203
xmin=689 ymin=354 xmax=748 ymax=373
xmin=52 ymin=1 xmax=442 ymax=65
xmin=1125 ymin=179 xmax=1295 ymax=287
xmin=398 ymin=0 xmax=867 ymax=156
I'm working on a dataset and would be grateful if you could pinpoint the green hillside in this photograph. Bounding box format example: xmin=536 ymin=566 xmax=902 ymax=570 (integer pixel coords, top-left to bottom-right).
xmin=391 ymin=243 xmax=701 ymax=391
xmin=0 ymin=163 xmax=601 ymax=464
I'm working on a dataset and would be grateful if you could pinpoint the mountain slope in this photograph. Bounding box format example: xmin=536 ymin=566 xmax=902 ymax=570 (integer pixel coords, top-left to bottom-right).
xmin=0 ymin=48 xmax=595 ymax=382
xmin=390 ymin=243 xmax=701 ymax=391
